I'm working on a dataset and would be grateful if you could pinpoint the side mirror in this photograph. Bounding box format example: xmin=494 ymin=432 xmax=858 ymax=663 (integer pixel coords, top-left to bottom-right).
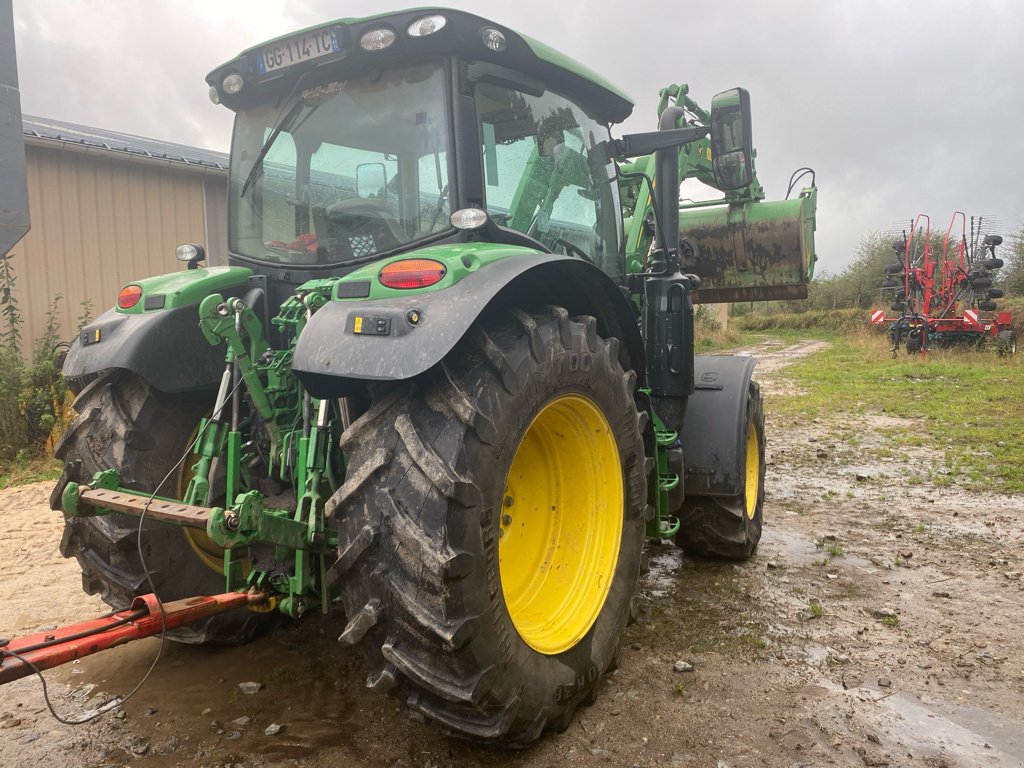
xmin=357 ymin=162 xmax=388 ymax=200
xmin=709 ymin=88 xmax=753 ymax=190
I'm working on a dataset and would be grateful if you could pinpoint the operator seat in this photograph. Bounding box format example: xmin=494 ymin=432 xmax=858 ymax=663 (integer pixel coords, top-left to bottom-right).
xmin=326 ymin=197 xmax=404 ymax=258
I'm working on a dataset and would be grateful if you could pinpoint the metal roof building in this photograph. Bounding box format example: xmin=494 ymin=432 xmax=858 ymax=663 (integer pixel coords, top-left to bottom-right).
xmin=22 ymin=117 xmax=229 ymax=173
xmin=12 ymin=116 xmax=228 ymax=354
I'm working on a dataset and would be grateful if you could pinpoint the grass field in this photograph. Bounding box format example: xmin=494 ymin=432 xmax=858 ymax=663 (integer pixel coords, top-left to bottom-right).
xmin=768 ymin=328 xmax=1024 ymax=493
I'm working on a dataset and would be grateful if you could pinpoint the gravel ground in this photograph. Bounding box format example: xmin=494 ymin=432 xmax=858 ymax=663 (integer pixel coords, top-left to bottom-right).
xmin=1 ymin=338 xmax=1022 ymax=767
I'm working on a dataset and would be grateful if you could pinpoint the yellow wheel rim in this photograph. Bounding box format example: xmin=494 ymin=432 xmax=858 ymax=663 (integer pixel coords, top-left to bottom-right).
xmin=499 ymin=395 xmax=623 ymax=655
xmin=744 ymin=421 xmax=760 ymax=520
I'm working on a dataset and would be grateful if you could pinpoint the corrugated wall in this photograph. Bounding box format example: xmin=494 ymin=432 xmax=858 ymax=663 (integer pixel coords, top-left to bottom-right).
xmin=10 ymin=143 xmax=226 ymax=356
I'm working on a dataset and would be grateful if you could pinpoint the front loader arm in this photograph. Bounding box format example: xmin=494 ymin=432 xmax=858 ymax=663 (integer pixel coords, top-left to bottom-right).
xmin=620 ymin=82 xmax=817 ymax=302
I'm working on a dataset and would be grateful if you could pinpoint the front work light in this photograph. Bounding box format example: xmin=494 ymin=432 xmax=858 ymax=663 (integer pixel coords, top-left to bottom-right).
xmin=481 ymin=28 xmax=507 ymax=52
xmin=407 ymin=15 xmax=447 ymax=37
xmin=360 ymin=27 xmax=396 ymax=51
xmin=222 ymin=73 xmax=244 ymax=95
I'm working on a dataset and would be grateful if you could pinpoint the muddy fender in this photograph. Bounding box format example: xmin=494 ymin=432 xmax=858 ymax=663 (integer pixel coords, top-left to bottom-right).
xmin=679 ymin=354 xmax=757 ymax=497
xmin=292 ymin=254 xmax=644 ymax=397
xmin=64 ymin=305 xmax=226 ymax=393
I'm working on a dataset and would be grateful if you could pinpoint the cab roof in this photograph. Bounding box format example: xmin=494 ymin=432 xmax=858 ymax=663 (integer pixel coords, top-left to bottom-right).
xmin=208 ymin=7 xmax=635 ymax=124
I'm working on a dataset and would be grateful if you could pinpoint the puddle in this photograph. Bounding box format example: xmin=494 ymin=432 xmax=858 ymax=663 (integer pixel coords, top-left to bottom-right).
xmin=761 ymin=526 xmax=872 ymax=569
xmin=45 ymin=612 xmax=374 ymax=765
xmin=643 ymin=544 xmax=684 ymax=598
xmin=822 ymin=680 xmax=1024 ymax=767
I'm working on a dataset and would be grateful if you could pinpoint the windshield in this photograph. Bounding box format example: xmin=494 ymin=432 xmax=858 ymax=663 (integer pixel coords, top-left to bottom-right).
xmin=229 ymin=61 xmax=451 ymax=266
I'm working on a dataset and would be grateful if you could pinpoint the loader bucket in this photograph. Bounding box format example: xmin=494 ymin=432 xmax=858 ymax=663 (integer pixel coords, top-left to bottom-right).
xmin=680 ymin=188 xmax=816 ymax=304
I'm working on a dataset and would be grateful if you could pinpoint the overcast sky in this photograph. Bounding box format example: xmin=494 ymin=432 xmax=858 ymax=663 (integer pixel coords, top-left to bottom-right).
xmin=12 ymin=0 xmax=1023 ymax=275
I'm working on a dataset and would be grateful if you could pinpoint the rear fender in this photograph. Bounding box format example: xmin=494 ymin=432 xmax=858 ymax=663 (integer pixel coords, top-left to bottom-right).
xmin=679 ymin=354 xmax=757 ymax=497
xmin=292 ymin=254 xmax=645 ymax=397
xmin=64 ymin=271 xmax=260 ymax=393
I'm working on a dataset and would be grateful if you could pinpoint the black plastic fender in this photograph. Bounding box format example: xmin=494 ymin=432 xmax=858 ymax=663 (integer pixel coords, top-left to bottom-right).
xmin=679 ymin=354 xmax=758 ymax=497
xmin=292 ymin=254 xmax=645 ymax=398
xmin=63 ymin=304 xmax=227 ymax=393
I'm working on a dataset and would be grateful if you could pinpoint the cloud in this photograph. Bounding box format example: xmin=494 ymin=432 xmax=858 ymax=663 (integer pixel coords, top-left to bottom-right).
xmin=12 ymin=0 xmax=1023 ymax=271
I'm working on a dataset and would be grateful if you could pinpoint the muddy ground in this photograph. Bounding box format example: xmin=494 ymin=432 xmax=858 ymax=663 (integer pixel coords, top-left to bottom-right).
xmin=1 ymin=339 xmax=1022 ymax=768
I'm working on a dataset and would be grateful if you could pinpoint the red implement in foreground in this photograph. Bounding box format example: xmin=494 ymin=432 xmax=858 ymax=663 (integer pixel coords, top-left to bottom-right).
xmin=0 ymin=592 xmax=265 ymax=686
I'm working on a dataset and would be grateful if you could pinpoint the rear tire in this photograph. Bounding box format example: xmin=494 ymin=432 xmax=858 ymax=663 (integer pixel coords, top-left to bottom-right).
xmin=675 ymin=381 xmax=765 ymax=559
xmin=328 ymin=307 xmax=647 ymax=744
xmin=996 ymin=330 xmax=1016 ymax=357
xmin=54 ymin=371 xmax=268 ymax=644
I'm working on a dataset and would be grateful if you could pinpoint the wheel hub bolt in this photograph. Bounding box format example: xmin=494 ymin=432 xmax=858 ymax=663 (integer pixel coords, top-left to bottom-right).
xmin=501 ymin=514 xmax=512 ymax=526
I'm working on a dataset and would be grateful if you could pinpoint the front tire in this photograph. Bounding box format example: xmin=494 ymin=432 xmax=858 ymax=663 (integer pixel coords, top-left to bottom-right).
xmin=328 ymin=306 xmax=647 ymax=744
xmin=675 ymin=381 xmax=765 ymax=559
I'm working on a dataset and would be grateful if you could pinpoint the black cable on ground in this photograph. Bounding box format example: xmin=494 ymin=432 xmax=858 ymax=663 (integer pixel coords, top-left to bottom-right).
xmin=9 ymin=377 xmax=244 ymax=726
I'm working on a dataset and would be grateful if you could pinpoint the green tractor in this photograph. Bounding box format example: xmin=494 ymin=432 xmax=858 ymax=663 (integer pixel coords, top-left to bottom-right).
xmin=52 ymin=8 xmax=816 ymax=744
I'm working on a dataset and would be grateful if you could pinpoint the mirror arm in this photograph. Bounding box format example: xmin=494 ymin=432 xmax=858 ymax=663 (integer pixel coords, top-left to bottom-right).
xmin=613 ymin=125 xmax=709 ymax=159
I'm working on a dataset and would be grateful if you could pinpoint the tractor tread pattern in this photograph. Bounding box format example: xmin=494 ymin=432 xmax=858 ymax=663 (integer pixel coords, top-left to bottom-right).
xmin=328 ymin=305 xmax=646 ymax=744
xmin=54 ymin=371 xmax=268 ymax=644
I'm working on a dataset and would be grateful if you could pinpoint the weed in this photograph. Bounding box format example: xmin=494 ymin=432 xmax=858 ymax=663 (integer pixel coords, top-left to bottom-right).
xmin=0 ymin=251 xmax=74 ymax=476
xmin=808 ymin=601 xmax=824 ymax=618
xmin=815 ymin=537 xmax=844 ymax=557
xmin=674 ymin=680 xmax=686 ymax=695
xmin=881 ymin=614 xmax=901 ymax=628
xmin=0 ymin=454 xmax=61 ymax=490
xmin=265 ymin=666 xmax=289 ymax=688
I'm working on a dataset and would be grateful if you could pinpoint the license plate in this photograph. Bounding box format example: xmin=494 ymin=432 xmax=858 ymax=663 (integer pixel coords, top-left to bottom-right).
xmin=257 ymin=29 xmax=341 ymax=74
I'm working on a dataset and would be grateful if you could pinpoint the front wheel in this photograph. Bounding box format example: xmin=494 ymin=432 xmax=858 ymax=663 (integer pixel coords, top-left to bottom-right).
xmin=328 ymin=306 xmax=647 ymax=744
xmin=675 ymin=381 xmax=765 ymax=559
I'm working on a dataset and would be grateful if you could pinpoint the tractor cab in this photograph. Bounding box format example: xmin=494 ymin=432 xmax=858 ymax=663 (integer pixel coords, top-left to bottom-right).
xmin=208 ymin=8 xmax=635 ymax=294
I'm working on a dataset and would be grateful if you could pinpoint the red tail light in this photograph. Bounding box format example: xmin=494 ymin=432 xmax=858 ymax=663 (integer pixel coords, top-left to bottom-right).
xmin=118 ymin=284 xmax=143 ymax=309
xmin=378 ymin=259 xmax=447 ymax=289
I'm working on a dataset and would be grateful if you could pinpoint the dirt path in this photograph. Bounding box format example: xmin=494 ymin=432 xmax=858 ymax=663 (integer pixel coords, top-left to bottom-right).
xmin=1 ymin=338 xmax=1022 ymax=767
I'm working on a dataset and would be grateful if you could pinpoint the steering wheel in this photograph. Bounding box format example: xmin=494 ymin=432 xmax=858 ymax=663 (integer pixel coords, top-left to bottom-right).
xmin=551 ymin=237 xmax=594 ymax=264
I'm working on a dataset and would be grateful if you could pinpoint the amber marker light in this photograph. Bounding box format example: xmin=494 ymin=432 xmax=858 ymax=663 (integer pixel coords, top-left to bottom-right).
xmin=378 ymin=259 xmax=447 ymax=289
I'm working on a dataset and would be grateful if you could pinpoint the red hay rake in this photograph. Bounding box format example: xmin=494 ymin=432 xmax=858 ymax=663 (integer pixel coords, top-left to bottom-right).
xmin=871 ymin=213 xmax=1014 ymax=358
